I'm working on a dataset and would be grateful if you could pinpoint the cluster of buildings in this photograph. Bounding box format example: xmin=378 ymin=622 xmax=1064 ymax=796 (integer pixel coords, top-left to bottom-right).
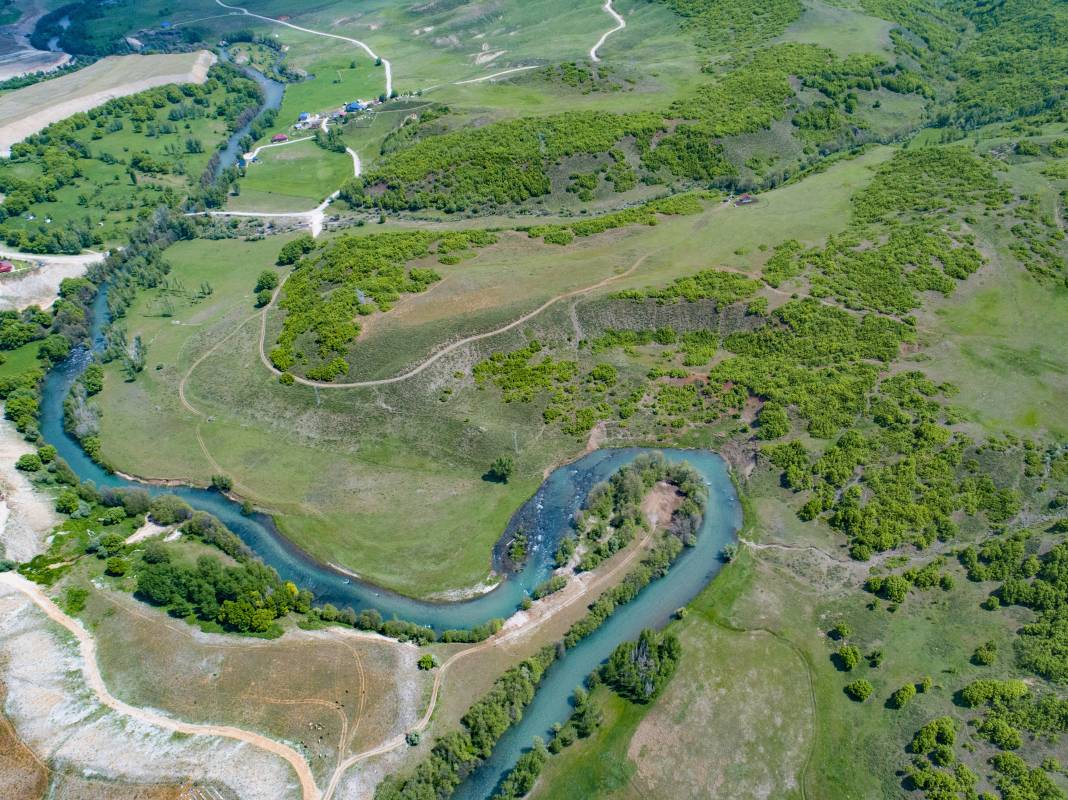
xmin=292 ymin=100 xmax=371 ymax=131
xmin=258 ymin=100 xmax=376 ymax=148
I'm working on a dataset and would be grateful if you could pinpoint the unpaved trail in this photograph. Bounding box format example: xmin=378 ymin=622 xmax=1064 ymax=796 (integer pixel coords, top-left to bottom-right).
xmin=454 ymin=65 xmax=539 ymax=84
xmin=590 ymin=0 xmax=625 ymax=62
xmin=215 ymin=0 xmax=392 ymax=97
xmin=258 ymin=254 xmax=649 ymax=389
xmin=244 ymin=134 xmax=315 ymax=161
xmin=0 ymin=571 xmax=321 ymax=800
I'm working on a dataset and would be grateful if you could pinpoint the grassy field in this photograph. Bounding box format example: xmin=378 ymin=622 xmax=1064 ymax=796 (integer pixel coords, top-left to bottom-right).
xmin=82 ymin=585 xmax=427 ymax=785
xmin=918 ymin=157 xmax=1068 ymax=437
xmin=96 ymin=147 xmax=890 ymax=597
xmin=778 ymin=0 xmax=893 ymax=56
xmin=532 ymin=617 xmax=813 ymax=800
xmin=236 ymin=138 xmax=355 ymax=206
xmin=533 ymin=461 xmax=1033 ymax=800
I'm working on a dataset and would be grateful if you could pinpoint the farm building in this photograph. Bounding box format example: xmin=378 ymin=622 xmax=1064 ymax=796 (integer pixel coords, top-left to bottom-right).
xmin=0 ymin=261 xmax=14 ymax=273
xmin=298 ymin=112 xmax=310 ymax=122
xmin=271 ymin=133 xmax=289 ymax=143
xmin=735 ymin=193 xmax=757 ymax=206
xmin=346 ymin=100 xmax=368 ymax=112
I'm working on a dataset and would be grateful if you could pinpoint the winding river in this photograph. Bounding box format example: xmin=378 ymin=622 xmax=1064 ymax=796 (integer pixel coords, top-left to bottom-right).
xmin=41 ymin=293 xmax=740 ymax=632
xmin=214 ymin=48 xmax=285 ymax=174
xmin=34 ymin=73 xmax=742 ymax=794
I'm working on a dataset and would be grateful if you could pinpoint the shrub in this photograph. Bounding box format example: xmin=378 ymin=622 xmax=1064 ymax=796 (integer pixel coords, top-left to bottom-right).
xmin=487 ymin=456 xmax=514 ymax=483
xmin=15 ymin=453 xmax=42 ymax=471
xmin=890 ymin=683 xmax=917 ymax=709
xmin=835 ymin=644 xmax=861 ymax=671
xmin=418 ymin=653 xmax=437 ymax=670
xmin=255 ymin=270 xmax=279 ymax=292
xmin=105 ymin=557 xmax=129 ymax=577
xmin=971 ymin=640 xmax=998 ymax=666
xmin=55 ymin=489 xmax=80 ymax=514
xmin=845 ymin=680 xmax=873 ymax=702
xmin=148 ymin=494 xmax=193 ymax=525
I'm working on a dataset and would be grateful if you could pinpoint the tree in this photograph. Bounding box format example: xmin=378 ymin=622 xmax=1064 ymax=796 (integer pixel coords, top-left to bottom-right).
xmin=756 ymin=401 xmax=790 ymax=439
xmin=255 ymin=270 xmax=278 ymax=292
xmin=487 ymin=456 xmax=515 ymax=483
xmin=418 ymin=653 xmax=437 ymax=670
xmin=844 ymin=680 xmax=873 ymax=702
xmin=105 ymin=557 xmax=130 ymax=576
xmin=211 ymin=474 xmax=233 ymax=492
xmin=602 ymin=629 xmax=681 ymax=703
xmin=15 ymin=453 xmax=41 ymax=471
xmin=889 ymin=683 xmax=917 ymax=709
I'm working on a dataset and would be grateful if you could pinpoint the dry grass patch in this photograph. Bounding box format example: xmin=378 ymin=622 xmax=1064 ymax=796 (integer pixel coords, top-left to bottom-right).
xmin=82 ymin=590 xmax=428 ymax=783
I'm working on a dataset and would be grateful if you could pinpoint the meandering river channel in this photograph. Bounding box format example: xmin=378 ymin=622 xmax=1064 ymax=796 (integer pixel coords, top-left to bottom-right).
xmin=35 ymin=120 xmax=741 ymax=796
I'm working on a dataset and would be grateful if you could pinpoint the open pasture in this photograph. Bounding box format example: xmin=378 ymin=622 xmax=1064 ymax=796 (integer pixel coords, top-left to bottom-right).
xmin=82 ymin=587 xmax=427 ymax=784
xmin=96 ymin=147 xmax=887 ymax=597
xmin=237 ymin=138 xmax=355 ymax=207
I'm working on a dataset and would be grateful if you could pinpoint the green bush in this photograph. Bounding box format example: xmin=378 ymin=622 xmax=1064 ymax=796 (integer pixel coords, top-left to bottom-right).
xmin=845 ymin=680 xmax=873 ymax=702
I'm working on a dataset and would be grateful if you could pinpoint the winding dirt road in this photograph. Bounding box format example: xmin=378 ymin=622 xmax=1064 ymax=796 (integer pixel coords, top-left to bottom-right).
xmin=215 ymin=0 xmax=392 ymax=97
xmin=257 ymin=253 xmax=648 ymax=390
xmin=590 ymin=0 xmax=625 ymax=62
xmin=453 ymin=65 xmax=540 ymax=85
xmin=0 ymin=571 xmax=321 ymax=800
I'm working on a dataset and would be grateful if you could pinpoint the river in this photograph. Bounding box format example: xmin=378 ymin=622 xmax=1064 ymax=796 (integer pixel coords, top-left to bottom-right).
xmin=36 ymin=81 xmax=742 ymax=795
xmin=40 ymin=296 xmax=740 ymax=633
xmin=214 ymin=48 xmax=285 ymax=174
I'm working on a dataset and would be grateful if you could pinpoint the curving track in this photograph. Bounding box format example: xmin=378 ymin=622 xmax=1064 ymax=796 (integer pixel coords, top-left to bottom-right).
xmin=590 ymin=0 xmax=626 ymax=62
xmin=215 ymin=0 xmax=392 ymax=97
xmin=256 ymin=254 xmax=649 ymax=389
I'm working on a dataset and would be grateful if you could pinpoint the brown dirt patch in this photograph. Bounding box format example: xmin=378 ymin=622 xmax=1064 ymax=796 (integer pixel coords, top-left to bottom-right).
xmin=640 ymin=481 xmax=683 ymax=530
xmin=0 ymin=679 xmax=47 ymax=800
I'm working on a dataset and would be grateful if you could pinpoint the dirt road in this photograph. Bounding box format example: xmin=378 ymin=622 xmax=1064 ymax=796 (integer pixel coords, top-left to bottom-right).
xmin=590 ymin=0 xmax=625 ymax=62
xmin=0 ymin=572 xmax=322 ymax=800
xmin=215 ymin=0 xmax=391 ymax=97
xmin=257 ymin=253 xmax=649 ymax=389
